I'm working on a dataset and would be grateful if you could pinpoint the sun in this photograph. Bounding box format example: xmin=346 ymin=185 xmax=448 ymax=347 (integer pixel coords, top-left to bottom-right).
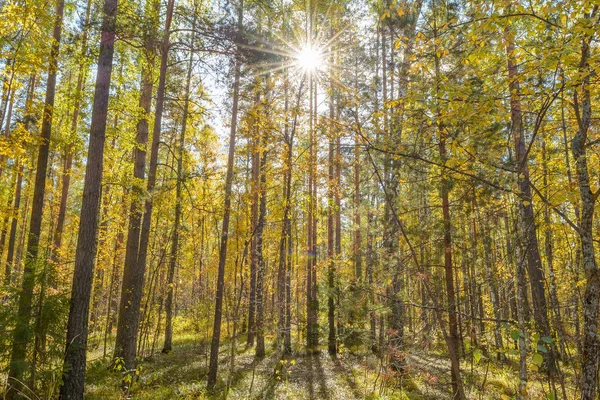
xmin=296 ymin=45 xmax=323 ymax=72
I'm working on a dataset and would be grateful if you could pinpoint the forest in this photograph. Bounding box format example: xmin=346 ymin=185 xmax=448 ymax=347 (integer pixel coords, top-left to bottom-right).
xmin=0 ymin=0 xmax=599 ymax=398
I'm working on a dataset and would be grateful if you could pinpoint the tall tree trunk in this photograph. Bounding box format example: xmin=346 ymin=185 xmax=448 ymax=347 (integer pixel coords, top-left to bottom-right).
xmin=115 ymin=0 xmax=173 ymax=379
xmin=306 ymin=69 xmax=319 ymax=353
xmin=327 ymin=52 xmax=337 ymax=356
xmin=6 ymin=1 xmax=65 ymax=396
xmin=366 ymin=205 xmax=377 ymax=352
xmin=0 ymin=58 xmax=14 ymax=135
xmin=4 ymin=164 xmax=22 ymax=285
xmin=247 ymin=89 xmax=261 ymax=347
xmin=572 ymin=11 xmax=600 ymax=398
xmin=255 ymin=151 xmax=267 ymax=358
xmin=481 ymin=215 xmax=504 ymax=360
xmin=58 ymin=0 xmax=117 ymax=396
xmin=334 ymin=77 xmax=342 ymax=348
xmin=541 ymin=129 xmax=566 ymax=359
xmin=207 ymin=0 xmax=243 ymax=388
xmin=51 ymin=0 xmax=92 ymax=274
xmin=505 ymin=22 xmax=555 ymax=375
xmin=432 ymin=1 xmax=464 ymax=396
xmin=278 ymin=75 xmax=302 ymax=354
xmin=4 ymin=74 xmax=34 ymax=286
xmin=163 ymin=18 xmax=195 ymax=351
xmin=384 ymin=0 xmax=422 ymax=373
xmin=514 ymin=211 xmax=529 ymax=398
xmin=277 ymin=75 xmax=290 ymax=353
xmin=103 ymin=193 xmax=127 ymax=358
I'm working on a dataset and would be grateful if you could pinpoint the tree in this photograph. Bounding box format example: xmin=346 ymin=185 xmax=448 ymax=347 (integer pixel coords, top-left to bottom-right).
xmin=6 ymin=1 xmax=65 ymax=396
xmin=162 ymin=13 xmax=196 ymax=353
xmin=58 ymin=0 xmax=118 ymax=396
xmin=114 ymin=0 xmax=174 ymax=380
xmin=207 ymin=0 xmax=244 ymax=388
xmin=571 ymin=6 xmax=599 ymax=398
xmin=504 ymin=18 xmax=555 ymax=375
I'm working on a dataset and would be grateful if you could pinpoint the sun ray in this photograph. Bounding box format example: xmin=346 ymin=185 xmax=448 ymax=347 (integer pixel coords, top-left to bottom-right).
xmin=253 ymin=61 xmax=300 ymax=77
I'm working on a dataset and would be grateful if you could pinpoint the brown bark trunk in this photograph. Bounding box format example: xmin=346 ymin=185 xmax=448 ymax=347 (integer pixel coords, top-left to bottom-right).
xmin=541 ymin=130 xmax=567 ymax=359
xmin=59 ymin=0 xmax=117 ymax=396
xmin=255 ymin=150 xmax=267 ymax=358
xmin=4 ymin=164 xmax=22 ymax=286
xmin=162 ymin=11 xmax=195 ymax=354
xmin=277 ymin=75 xmax=290 ymax=353
xmin=51 ymin=0 xmax=92 ymax=269
xmin=278 ymin=75 xmax=302 ymax=354
xmin=505 ymin=23 xmax=555 ymax=375
xmin=327 ymin=52 xmax=337 ymax=356
xmin=306 ymin=67 xmax=318 ymax=353
xmin=115 ymin=0 xmax=173 ymax=379
xmin=207 ymin=0 xmax=243 ymax=388
xmin=247 ymin=89 xmax=261 ymax=347
xmin=432 ymin=1 xmax=464 ymax=395
xmin=6 ymin=1 xmax=65 ymax=396
xmin=571 ymin=13 xmax=600 ymax=398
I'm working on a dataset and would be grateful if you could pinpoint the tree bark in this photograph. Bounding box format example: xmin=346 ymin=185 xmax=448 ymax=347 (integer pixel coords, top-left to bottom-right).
xmin=571 ymin=11 xmax=600 ymax=398
xmin=58 ymin=0 xmax=117 ymax=396
xmin=505 ymin=22 xmax=555 ymax=375
xmin=255 ymin=150 xmax=267 ymax=358
xmin=6 ymin=1 xmax=65 ymax=396
xmin=207 ymin=0 xmax=243 ymax=388
xmin=432 ymin=1 xmax=465 ymax=396
xmin=327 ymin=52 xmax=337 ymax=356
xmin=51 ymin=0 xmax=92 ymax=271
xmin=162 ymin=9 xmax=196 ymax=354
xmin=115 ymin=0 xmax=173 ymax=379
xmin=247 ymin=89 xmax=261 ymax=347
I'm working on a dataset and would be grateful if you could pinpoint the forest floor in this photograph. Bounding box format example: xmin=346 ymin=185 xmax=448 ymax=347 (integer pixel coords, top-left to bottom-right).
xmin=84 ymin=333 xmax=576 ymax=399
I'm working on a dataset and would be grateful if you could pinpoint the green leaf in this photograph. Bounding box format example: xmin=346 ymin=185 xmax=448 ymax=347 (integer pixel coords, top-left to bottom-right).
xmin=510 ymin=329 xmax=521 ymax=341
xmin=474 ymin=348 xmax=482 ymax=363
xmin=532 ymin=353 xmax=544 ymax=367
xmin=541 ymin=336 xmax=554 ymax=344
xmin=537 ymin=345 xmax=548 ymax=353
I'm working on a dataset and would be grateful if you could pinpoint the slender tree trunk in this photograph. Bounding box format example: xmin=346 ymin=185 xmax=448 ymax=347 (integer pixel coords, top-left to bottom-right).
xmin=432 ymin=1 xmax=464 ymax=396
xmin=163 ymin=20 xmax=195 ymax=351
xmin=247 ymin=89 xmax=261 ymax=347
xmin=0 ymin=88 xmax=15 ymax=181
xmin=207 ymin=0 xmax=243 ymax=388
xmin=505 ymin=23 xmax=555 ymax=375
xmin=51 ymin=0 xmax=92 ymax=271
xmin=104 ymin=194 xmax=126 ymax=358
xmin=327 ymin=54 xmax=337 ymax=356
xmin=541 ymin=130 xmax=566 ymax=359
xmin=353 ymin=128 xmax=362 ymax=284
xmin=385 ymin=0 xmax=423 ymax=373
xmin=277 ymin=75 xmax=291 ymax=353
xmin=4 ymin=164 xmax=22 ymax=286
xmin=255 ymin=151 xmax=267 ymax=358
xmin=278 ymin=76 xmax=302 ymax=354
xmin=6 ymin=1 xmax=65 ymax=396
xmin=334 ymin=81 xmax=342 ymax=346
xmin=115 ymin=0 xmax=173 ymax=379
xmin=59 ymin=0 xmax=117 ymax=396
xmin=306 ymin=63 xmax=318 ymax=353
xmin=572 ymin=14 xmax=600 ymax=398
xmin=0 ymin=58 xmax=14 ymax=135
xmin=481 ymin=216 xmax=504 ymax=360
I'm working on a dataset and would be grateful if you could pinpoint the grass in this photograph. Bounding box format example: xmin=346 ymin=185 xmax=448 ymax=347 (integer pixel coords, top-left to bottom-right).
xmin=83 ymin=333 xmax=577 ymax=399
